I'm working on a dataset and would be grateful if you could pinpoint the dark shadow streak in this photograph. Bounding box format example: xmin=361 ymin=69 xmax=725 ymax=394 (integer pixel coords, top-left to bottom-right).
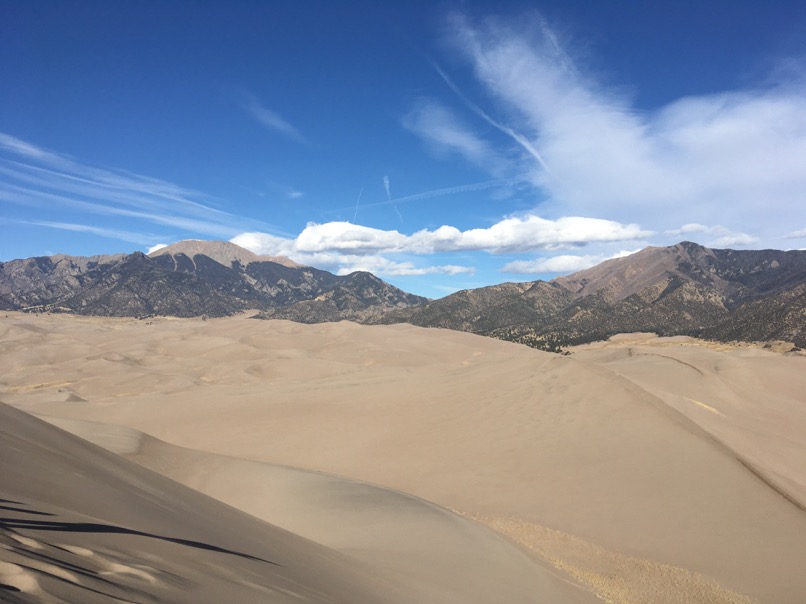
xmin=0 ymin=518 xmax=281 ymax=566
xmin=0 ymin=504 xmax=54 ymax=516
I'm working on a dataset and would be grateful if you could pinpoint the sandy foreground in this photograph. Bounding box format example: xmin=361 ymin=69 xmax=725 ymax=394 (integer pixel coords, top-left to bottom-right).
xmin=1 ymin=313 xmax=805 ymax=603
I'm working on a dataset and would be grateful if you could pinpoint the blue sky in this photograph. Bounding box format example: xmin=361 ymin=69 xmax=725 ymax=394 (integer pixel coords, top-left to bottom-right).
xmin=2 ymin=1 xmax=805 ymax=298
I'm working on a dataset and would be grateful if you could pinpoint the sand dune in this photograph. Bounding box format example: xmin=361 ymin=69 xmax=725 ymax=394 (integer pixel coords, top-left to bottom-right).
xmin=2 ymin=312 xmax=806 ymax=602
xmin=38 ymin=415 xmax=595 ymax=604
xmin=571 ymin=333 xmax=806 ymax=507
xmin=0 ymin=403 xmax=430 ymax=603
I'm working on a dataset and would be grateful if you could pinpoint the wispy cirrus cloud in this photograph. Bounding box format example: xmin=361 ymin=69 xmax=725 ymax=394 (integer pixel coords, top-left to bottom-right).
xmin=0 ymin=218 xmax=163 ymax=246
xmin=238 ymin=92 xmax=306 ymax=143
xmin=0 ymin=132 xmax=286 ymax=247
xmin=0 ymin=178 xmax=240 ymax=238
xmin=430 ymin=60 xmax=551 ymax=174
xmin=0 ymin=136 xmax=218 ymax=214
xmin=262 ymin=180 xmax=304 ymax=200
xmin=409 ymin=12 xmax=806 ymax=247
xmin=402 ymin=101 xmax=505 ymax=173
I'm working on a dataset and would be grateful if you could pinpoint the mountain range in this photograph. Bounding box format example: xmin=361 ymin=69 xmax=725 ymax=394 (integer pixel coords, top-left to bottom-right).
xmin=0 ymin=240 xmax=426 ymax=319
xmin=373 ymin=242 xmax=806 ymax=350
xmin=2 ymin=240 xmax=804 ymax=349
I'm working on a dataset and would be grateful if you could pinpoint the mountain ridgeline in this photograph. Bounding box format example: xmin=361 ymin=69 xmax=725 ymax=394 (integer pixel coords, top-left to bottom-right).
xmin=371 ymin=242 xmax=806 ymax=349
xmin=1 ymin=240 xmax=804 ymax=349
xmin=0 ymin=241 xmax=427 ymax=319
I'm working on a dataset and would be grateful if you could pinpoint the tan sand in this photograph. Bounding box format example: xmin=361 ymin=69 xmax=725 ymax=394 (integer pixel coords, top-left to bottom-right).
xmin=0 ymin=403 xmax=430 ymax=603
xmin=0 ymin=314 xmax=593 ymax=604
xmin=569 ymin=333 xmax=806 ymax=508
xmin=2 ymin=312 xmax=806 ymax=602
xmin=38 ymin=414 xmax=596 ymax=604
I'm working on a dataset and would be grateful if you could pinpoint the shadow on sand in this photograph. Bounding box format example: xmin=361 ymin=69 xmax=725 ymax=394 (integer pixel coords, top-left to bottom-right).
xmin=1 ymin=516 xmax=280 ymax=566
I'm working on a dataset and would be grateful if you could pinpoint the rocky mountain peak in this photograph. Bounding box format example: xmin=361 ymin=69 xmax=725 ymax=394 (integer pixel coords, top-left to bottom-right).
xmin=149 ymin=240 xmax=302 ymax=269
xmin=551 ymin=241 xmax=780 ymax=303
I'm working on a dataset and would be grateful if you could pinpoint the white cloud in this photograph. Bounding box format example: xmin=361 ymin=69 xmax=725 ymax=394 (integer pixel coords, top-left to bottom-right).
xmin=234 ymin=214 xmax=648 ymax=259
xmin=296 ymin=222 xmax=409 ymax=253
xmin=231 ymin=232 xmax=295 ymax=256
xmin=665 ymin=223 xmax=759 ymax=248
xmin=708 ymin=233 xmax=761 ymax=248
xmin=665 ymin=223 xmax=710 ymax=235
xmin=429 ymin=13 xmax=806 ymax=241
xmin=785 ymin=228 xmax=806 ymax=239
xmin=147 ymin=243 xmax=168 ymax=254
xmin=231 ymin=214 xmax=647 ymax=278
xmin=333 ymin=256 xmax=474 ymax=277
xmin=503 ymin=254 xmax=603 ymax=274
xmin=503 ymin=249 xmax=638 ymax=274
xmin=230 ymin=231 xmax=475 ymax=278
xmin=432 ymin=215 xmax=650 ymax=253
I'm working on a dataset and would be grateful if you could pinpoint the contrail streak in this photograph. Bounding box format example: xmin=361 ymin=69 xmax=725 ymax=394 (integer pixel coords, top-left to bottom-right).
xmin=384 ymin=175 xmax=403 ymax=222
xmin=352 ymin=187 xmax=363 ymax=223
xmin=326 ymin=179 xmax=511 ymax=216
xmin=431 ymin=61 xmax=552 ymax=174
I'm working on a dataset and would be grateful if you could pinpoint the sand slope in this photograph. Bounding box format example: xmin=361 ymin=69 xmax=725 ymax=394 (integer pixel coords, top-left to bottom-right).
xmin=35 ymin=414 xmax=594 ymax=604
xmin=0 ymin=403 xmax=434 ymax=603
xmin=2 ymin=313 xmax=806 ymax=602
xmin=571 ymin=333 xmax=806 ymax=507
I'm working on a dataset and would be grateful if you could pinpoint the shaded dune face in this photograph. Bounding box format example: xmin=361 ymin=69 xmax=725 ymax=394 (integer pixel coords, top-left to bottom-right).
xmin=0 ymin=403 xmax=434 ymax=604
xmin=1 ymin=313 xmax=806 ymax=603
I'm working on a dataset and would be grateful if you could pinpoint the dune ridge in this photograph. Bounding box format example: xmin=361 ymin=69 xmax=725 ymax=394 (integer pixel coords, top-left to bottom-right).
xmin=2 ymin=312 xmax=806 ymax=602
xmin=571 ymin=333 xmax=806 ymax=508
